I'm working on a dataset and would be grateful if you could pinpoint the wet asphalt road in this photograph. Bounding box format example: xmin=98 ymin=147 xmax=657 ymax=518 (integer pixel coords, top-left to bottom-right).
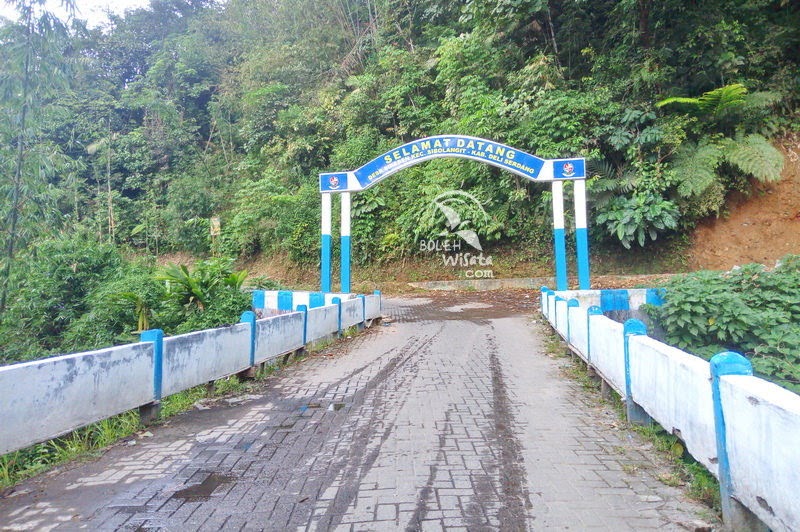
xmin=0 ymin=295 xmax=715 ymax=531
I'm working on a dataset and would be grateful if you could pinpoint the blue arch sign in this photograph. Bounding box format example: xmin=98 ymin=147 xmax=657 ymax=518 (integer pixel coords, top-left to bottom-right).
xmin=320 ymin=135 xmax=585 ymax=192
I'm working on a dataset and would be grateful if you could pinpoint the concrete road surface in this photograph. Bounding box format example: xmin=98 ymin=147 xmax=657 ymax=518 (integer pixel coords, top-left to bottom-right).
xmin=0 ymin=294 xmax=716 ymax=531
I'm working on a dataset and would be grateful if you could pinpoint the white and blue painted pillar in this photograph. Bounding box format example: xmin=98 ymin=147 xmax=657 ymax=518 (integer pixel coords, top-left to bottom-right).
xmin=551 ymin=181 xmax=568 ymax=291
xmin=573 ymin=179 xmax=590 ymax=290
xmin=340 ymin=192 xmax=351 ymax=293
xmin=710 ymin=352 xmax=767 ymax=530
xmin=321 ymin=193 xmax=332 ymax=293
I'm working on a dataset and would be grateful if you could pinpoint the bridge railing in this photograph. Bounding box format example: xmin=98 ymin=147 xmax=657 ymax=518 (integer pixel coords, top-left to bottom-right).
xmin=541 ymin=287 xmax=800 ymax=532
xmin=0 ymin=291 xmax=382 ymax=457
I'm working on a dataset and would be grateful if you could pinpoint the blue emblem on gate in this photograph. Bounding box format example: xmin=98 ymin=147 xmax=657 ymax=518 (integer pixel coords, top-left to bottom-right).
xmin=320 ymin=172 xmax=348 ymax=192
xmin=554 ymin=158 xmax=585 ymax=179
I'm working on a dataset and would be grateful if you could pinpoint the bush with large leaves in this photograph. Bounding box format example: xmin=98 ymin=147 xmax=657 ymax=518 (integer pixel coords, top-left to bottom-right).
xmin=155 ymin=257 xmax=249 ymax=334
xmin=595 ymin=193 xmax=680 ymax=249
xmin=646 ymin=256 xmax=800 ymax=394
xmin=658 ymin=84 xmax=785 ymax=219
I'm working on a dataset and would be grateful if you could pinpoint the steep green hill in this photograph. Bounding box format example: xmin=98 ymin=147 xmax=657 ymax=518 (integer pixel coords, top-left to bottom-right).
xmin=1 ymin=0 xmax=798 ymax=355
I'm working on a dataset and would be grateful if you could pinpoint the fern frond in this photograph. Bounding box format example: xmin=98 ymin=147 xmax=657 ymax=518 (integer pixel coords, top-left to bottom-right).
xmin=698 ymin=83 xmax=748 ymax=117
xmin=656 ymin=84 xmax=748 ymax=118
xmin=587 ymin=158 xmax=615 ymax=180
xmin=655 ymin=96 xmax=699 ymax=109
xmin=670 ymin=141 xmax=723 ymax=198
xmin=617 ymin=167 xmax=637 ymax=194
xmin=743 ymin=91 xmax=782 ymax=111
xmin=722 ymin=133 xmax=784 ymax=183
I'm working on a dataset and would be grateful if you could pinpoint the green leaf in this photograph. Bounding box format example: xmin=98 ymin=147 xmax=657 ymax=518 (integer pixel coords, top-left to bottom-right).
xmin=670 ymin=141 xmax=723 ymax=198
xmin=722 ymin=133 xmax=784 ymax=183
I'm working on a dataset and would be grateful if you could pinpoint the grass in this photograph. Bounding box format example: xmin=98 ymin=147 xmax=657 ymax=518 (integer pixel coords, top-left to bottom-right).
xmin=542 ymin=327 xmax=722 ymax=515
xmin=1 ymin=373 xmax=277 ymax=490
xmin=630 ymin=423 xmax=721 ymax=511
xmin=1 ymin=331 xmax=355 ymax=490
xmin=0 ymin=411 xmax=140 ymax=489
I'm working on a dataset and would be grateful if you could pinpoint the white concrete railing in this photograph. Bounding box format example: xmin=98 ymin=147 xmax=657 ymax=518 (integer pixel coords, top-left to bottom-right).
xmin=0 ymin=292 xmax=382 ymax=456
xmin=541 ymin=287 xmax=800 ymax=532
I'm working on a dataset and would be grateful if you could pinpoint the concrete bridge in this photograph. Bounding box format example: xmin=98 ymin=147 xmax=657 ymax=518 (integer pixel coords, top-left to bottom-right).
xmin=0 ymin=293 xmax=715 ymax=531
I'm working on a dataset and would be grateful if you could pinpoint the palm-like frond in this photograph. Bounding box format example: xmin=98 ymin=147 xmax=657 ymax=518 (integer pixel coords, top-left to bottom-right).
xmin=671 ymin=141 xmax=723 ymax=198
xmin=657 ymin=83 xmax=748 ymax=117
xmin=698 ymin=84 xmax=748 ymax=117
xmin=722 ymin=133 xmax=784 ymax=183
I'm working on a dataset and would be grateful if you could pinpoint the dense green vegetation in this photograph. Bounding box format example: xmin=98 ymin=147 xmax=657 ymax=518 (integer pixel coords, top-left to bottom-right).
xmin=1 ymin=0 xmax=798 ymax=362
xmin=0 ymin=235 xmax=253 ymax=364
xmin=645 ymin=255 xmax=800 ymax=393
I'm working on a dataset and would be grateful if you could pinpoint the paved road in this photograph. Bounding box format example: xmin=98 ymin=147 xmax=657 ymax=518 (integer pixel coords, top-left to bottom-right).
xmin=0 ymin=295 xmax=715 ymax=531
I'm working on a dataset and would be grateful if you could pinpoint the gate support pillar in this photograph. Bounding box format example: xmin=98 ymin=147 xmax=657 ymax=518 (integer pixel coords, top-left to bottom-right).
xmin=340 ymin=192 xmax=351 ymax=293
xmin=321 ymin=192 xmax=332 ymax=293
xmin=551 ymin=181 xmax=568 ymax=291
xmin=574 ymin=179 xmax=590 ymax=289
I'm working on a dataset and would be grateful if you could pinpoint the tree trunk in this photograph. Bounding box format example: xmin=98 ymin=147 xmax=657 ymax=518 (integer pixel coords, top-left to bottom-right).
xmin=545 ymin=2 xmax=561 ymax=69
xmin=638 ymin=0 xmax=651 ymax=49
xmin=0 ymin=44 xmax=31 ymax=315
xmin=107 ymin=120 xmax=115 ymax=243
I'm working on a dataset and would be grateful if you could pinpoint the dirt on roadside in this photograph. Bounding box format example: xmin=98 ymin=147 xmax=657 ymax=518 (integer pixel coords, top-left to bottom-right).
xmin=688 ymin=136 xmax=800 ymax=270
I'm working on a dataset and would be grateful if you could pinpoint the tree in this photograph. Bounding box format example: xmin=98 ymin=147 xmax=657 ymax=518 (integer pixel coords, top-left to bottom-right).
xmin=0 ymin=0 xmax=77 ymax=313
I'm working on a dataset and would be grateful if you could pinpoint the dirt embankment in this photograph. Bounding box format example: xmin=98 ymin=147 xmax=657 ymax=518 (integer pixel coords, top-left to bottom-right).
xmin=688 ymin=137 xmax=800 ymax=270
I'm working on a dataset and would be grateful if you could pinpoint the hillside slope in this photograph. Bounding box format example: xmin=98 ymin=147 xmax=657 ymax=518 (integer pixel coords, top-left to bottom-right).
xmin=689 ymin=139 xmax=800 ymax=270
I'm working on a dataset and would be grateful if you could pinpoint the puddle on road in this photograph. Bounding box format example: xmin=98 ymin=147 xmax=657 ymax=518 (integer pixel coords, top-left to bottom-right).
xmin=300 ymin=401 xmax=347 ymax=413
xmin=299 ymin=402 xmax=321 ymax=413
xmin=442 ymin=302 xmax=493 ymax=312
xmin=170 ymin=472 xmax=235 ymax=502
xmin=387 ymin=291 xmax=539 ymax=323
xmin=234 ymin=439 xmax=254 ymax=451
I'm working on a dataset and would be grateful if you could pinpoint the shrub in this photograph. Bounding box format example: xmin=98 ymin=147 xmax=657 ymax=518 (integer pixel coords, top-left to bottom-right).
xmin=155 ymin=257 xmax=251 ymax=334
xmin=646 ymin=256 xmax=800 ymax=393
xmin=0 ymin=236 xmax=123 ymax=362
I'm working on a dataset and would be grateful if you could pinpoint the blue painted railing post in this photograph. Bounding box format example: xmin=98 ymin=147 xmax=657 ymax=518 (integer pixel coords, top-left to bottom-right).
xmin=710 ymin=352 xmax=766 ymax=531
xmin=278 ymin=290 xmax=293 ymax=312
xmin=332 ymin=297 xmax=342 ymax=336
xmin=251 ymin=290 xmax=266 ymax=310
xmin=140 ymin=329 xmax=164 ymax=424
xmin=373 ymin=290 xmax=382 ymax=315
xmin=357 ymin=295 xmax=366 ymax=330
xmin=309 ymin=292 xmax=324 ymax=309
xmin=645 ymin=288 xmax=665 ymax=307
xmin=545 ymin=289 xmax=554 ymax=321
xmin=566 ymin=298 xmax=579 ymax=344
xmin=297 ymin=305 xmax=308 ymax=345
xmin=240 ymin=311 xmax=257 ymax=367
xmin=586 ymin=306 xmax=602 ymax=364
xmin=601 ymin=289 xmax=630 ymax=312
xmin=623 ymin=319 xmax=651 ymax=425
